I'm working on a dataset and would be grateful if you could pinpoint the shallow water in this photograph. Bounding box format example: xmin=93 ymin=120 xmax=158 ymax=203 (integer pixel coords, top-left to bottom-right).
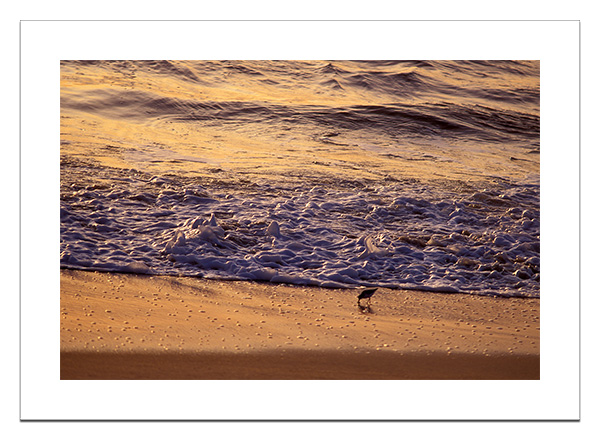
xmin=60 ymin=60 xmax=540 ymax=298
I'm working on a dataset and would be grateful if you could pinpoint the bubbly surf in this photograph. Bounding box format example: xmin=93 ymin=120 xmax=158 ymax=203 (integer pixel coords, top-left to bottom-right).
xmin=60 ymin=60 xmax=540 ymax=298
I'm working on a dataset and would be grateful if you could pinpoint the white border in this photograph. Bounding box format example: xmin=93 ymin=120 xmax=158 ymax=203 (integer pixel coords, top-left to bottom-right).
xmin=20 ymin=20 xmax=579 ymax=420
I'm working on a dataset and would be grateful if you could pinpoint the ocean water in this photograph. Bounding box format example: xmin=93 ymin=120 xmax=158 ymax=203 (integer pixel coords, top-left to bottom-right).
xmin=60 ymin=60 xmax=540 ymax=298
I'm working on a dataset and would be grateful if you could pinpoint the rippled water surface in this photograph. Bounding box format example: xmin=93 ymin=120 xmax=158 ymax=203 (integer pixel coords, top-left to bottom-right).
xmin=60 ymin=60 xmax=540 ymax=297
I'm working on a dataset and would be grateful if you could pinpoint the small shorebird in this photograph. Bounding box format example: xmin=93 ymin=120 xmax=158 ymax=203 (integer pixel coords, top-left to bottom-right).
xmin=357 ymin=288 xmax=378 ymax=307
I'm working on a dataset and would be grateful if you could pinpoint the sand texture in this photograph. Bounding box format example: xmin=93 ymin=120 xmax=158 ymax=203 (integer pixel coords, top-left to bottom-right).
xmin=60 ymin=269 xmax=539 ymax=380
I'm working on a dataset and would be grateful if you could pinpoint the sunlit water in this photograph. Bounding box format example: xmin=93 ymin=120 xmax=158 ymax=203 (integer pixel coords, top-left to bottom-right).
xmin=60 ymin=60 xmax=540 ymax=298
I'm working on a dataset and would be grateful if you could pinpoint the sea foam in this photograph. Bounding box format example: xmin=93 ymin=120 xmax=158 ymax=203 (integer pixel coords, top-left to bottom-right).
xmin=60 ymin=167 xmax=539 ymax=298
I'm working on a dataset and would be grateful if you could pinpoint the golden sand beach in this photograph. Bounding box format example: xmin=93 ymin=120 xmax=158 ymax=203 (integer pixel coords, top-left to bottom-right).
xmin=60 ymin=269 xmax=539 ymax=380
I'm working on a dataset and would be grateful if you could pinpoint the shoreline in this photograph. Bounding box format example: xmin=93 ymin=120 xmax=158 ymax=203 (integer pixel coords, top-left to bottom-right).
xmin=60 ymin=269 xmax=540 ymax=380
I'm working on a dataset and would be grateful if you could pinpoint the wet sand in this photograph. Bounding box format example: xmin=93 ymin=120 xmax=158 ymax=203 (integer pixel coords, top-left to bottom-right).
xmin=60 ymin=269 xmax=540 ymax=380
